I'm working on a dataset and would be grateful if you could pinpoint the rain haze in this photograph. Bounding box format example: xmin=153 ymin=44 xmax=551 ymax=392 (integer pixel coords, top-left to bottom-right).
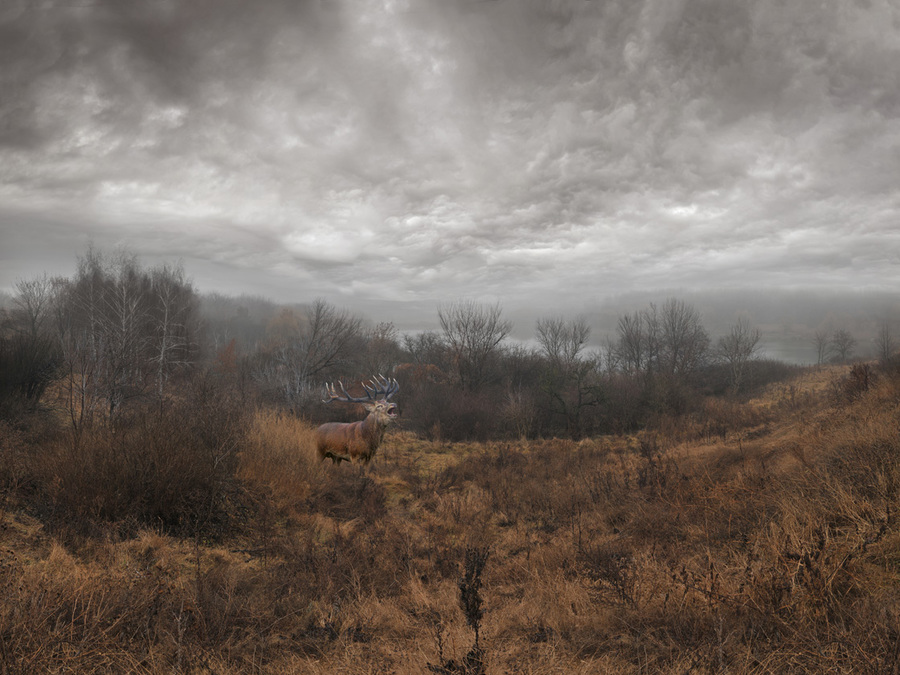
xmin=1 ymin=0 xmax=899 ymax=354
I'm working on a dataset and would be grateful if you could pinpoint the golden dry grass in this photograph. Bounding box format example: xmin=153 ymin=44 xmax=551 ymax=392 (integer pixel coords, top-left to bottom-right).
xmin=239 ymin=408 xmax=323 ymax=509
xmin=2 ymin=364 xmax=900 ymax=673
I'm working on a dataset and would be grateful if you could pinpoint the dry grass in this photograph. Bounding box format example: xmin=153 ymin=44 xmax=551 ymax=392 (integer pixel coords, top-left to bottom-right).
xmin=239 ymin=409 xmax=322 ymax=510
xmin=2 ymin=364 xmax=900 ymax=673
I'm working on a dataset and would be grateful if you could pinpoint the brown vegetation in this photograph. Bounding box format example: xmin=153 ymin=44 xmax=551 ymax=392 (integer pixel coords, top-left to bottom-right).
xmin=1 ymin=362 xmax=899 ymax=673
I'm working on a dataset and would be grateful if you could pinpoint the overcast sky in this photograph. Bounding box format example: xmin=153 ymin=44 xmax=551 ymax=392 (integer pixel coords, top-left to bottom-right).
xmin=1 ymin=0 xmax=899 ymax=329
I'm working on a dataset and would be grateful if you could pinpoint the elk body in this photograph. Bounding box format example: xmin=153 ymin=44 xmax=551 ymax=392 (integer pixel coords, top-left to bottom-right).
xmin=315 ymin=376 xmax=399 ymax=464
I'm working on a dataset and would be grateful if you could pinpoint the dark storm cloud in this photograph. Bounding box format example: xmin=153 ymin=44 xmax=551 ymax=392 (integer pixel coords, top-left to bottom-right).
xmin=1 ymin=0 xmax=899 ymax=319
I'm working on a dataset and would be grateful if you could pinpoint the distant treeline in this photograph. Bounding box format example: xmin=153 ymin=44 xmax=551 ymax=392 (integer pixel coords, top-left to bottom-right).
xmin=2 ymin=248 xmax=896 ymax=440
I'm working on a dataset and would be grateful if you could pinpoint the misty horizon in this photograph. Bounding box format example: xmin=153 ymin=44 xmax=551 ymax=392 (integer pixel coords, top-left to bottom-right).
xmin=4 ymin=243 xmax=897 ymax=367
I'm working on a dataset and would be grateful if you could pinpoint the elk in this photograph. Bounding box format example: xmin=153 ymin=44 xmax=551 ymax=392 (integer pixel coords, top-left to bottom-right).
xmin=315 ymin=375 xmax=400 ymax=464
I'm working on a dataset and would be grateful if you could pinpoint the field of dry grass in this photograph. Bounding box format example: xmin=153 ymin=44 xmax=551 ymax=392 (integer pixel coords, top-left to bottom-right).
xmin=2 ymin=364 xmax=900 ymax=673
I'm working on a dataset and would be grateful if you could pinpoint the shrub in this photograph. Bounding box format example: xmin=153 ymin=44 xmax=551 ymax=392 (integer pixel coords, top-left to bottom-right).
xmin=30 ymin=377 xmax=246 ymax=539
xmin=402 ymin=383 xmax=504 ymax=442
xmin=0 ymin=330 xmax=60 ymax=418
xmin=833 ymin=362 xmax=876 ymax=402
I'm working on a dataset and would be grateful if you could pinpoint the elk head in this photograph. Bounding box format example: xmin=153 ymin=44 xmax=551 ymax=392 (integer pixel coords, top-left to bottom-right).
xmin=315 ymin=375 xmax=400 ymax=464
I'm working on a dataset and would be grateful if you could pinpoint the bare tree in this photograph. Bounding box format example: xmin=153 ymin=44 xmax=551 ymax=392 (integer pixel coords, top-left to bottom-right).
xmin=259 ymin=299 xmax=364 ymax=406
xmin=0 ymin=274 xmax=62 ymax=410
xmin=643 ymin=303 xmax=662 ymax=373
xmin=55 ymin=286 xmax=101 ymax=432
xmin=12 ymin=274 xmax=54 ymax=340
xmin=658 ymin=298 xmax=710 ymax=377
xmin=536 ymin=316 xmax=591 ymax=368
xmin=831 ymin=329 xmax=856 ymax=363
xmin=875 ymin=320 xmax=897 ymax=365
xmin=101 ymin=252 xmax=154 ymax=413
xmin=360 ymin=321 xmax=402 ymax=376
xmin=717 ymin=318 xmax=761 ymax=394
xmin=610 ymin=299 xmax=709 ymax=418
xmin=535 ymin=316 xmax=601 ymax=438
xmin=299 ymin=299 xmax=364 ymax=379
xmin=59 ymin=249 xmax=152 ymax=417
xmin=813 ymin=330 xmax=832 ymax=366
xmin=612 ymin=305 xmax=662 ymax=376
xmin=613 ymin=311 xmax=646 ymax=375
xmin=612 ymin=299 xmax=709 ymax=378
xmin=149 ymin=263 xmax=198 ymax=399
xmin=438 ymin=301 xmax=512 ymax=390
xmin=53 ymin=248 xmax=200 ymax=424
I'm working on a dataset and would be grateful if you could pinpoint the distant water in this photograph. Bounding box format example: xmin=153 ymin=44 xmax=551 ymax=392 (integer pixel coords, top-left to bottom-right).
xmin=758 ymin=338 xmax=816 ymax=366
xmin=511 ymin=336 xmax=824 ymax=366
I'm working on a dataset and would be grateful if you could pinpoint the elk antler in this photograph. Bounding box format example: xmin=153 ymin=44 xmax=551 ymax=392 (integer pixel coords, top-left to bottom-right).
xmin=322 ymin=375 xmax=399 ymax=403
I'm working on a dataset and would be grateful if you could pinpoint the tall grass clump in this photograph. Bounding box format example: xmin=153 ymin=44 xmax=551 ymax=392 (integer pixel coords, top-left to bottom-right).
xmin=239 ymin=409 xmax=320 ymax=511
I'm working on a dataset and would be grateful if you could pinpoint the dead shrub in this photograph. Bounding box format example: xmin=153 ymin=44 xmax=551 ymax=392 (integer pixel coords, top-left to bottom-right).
xmin=428 ymin=547 xmax=490 ymax=675
xmin=405 ymin=384 xmax=505 ymax=442
xmin=29 ymin=384 xmax=246 ymax=539
xmin=833 ymin=363 xmax=877 ymax=403
xmin=577 ymin=541 xmax=640 ymax=608
xmin=0 ymin=421 xmax=26 ymax=496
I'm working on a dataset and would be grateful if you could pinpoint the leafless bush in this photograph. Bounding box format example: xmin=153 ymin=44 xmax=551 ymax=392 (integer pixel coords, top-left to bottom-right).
xmin=577 ymin=542 xmax=639 ymax=608
xmin=402 ymin=383 xmax=505 ymax=441
xmin=30 ymin=377 xmax=245 ymax=539
xmin=429 ymin=547 xmax=490 ymax=675
xmin=2 ymin=332 xmax=60 ymax=407
xmin=832 ymin=362 xmax=876 ymax=402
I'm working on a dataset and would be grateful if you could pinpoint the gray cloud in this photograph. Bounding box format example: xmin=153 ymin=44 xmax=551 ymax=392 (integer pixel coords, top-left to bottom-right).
xmin=1 ymin=0 xmax=899 ymax=327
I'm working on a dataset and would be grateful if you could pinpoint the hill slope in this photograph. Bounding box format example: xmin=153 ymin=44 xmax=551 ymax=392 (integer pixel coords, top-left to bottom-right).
xmin=1 ymin=364 xmax=899 ymax=673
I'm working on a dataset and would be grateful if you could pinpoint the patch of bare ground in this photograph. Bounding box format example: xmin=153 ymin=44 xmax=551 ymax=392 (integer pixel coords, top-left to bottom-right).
xmin=2 ymin=364 xmax=900 ymax=673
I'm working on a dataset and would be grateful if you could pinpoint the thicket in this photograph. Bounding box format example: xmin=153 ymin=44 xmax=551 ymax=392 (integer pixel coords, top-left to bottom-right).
xmin=241 ymin=296 xmax=799 ymax=441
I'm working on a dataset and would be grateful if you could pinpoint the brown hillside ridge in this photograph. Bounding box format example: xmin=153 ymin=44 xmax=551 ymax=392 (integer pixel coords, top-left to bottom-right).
xmin=2 ymin=364 xmax=900 ymax=673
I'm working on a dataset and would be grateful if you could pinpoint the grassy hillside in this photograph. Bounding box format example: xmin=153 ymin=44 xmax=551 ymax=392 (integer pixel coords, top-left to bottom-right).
xmin=1 ymin=364 xmax=899 ymax=673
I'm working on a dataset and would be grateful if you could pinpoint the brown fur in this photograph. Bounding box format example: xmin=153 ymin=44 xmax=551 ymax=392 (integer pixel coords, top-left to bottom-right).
xmin=316 ymin=400 xmax=398 ymax=464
